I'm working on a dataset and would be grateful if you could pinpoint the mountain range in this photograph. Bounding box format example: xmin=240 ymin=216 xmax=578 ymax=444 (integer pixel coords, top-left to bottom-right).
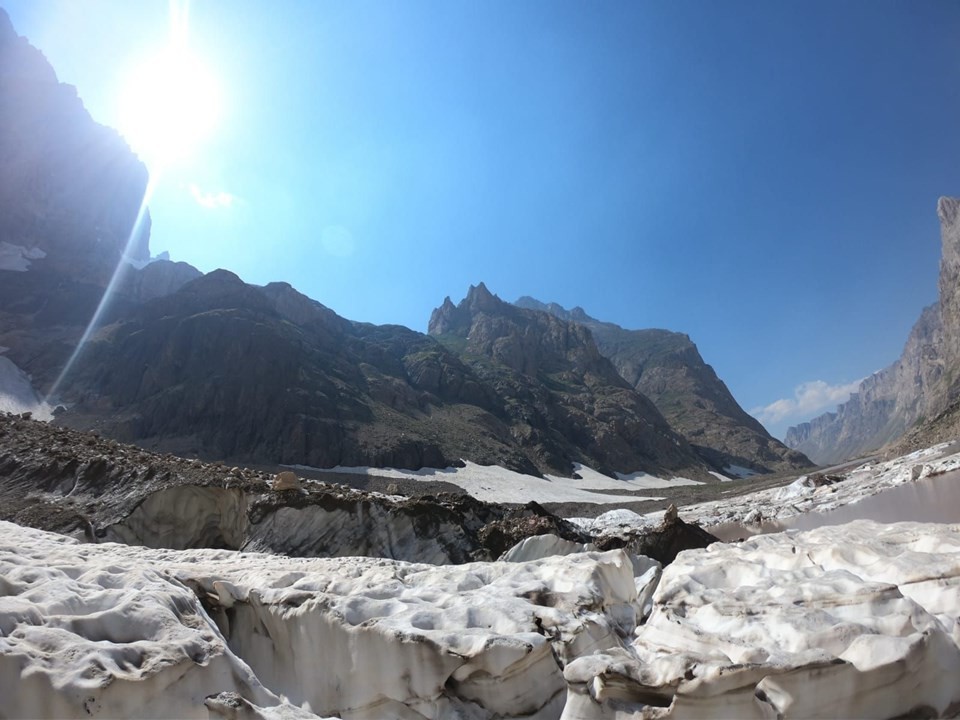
xmin=2 ymin=8 xmax=812 ymax=482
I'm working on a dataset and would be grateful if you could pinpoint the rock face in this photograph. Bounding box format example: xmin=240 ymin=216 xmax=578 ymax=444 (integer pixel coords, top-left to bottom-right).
xmin=33 ymin=274 xmax=720 ymax=479
xmin=515 ymin=298 xmax=811 ymax=475
xmin=0 ymin=11 xmax=200 ymax=402
xmin=430 ymin=284 xmax=712 ymax=479
xmin=0 ymin=9 xmax=150 ymax=284
xmin=46 ymin=271 xmax=648 ymax=476
xmin=786 ymin=197 xmax=960 ymax=464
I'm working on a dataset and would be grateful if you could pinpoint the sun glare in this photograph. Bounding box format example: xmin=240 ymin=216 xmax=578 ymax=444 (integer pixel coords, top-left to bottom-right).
xmin=117 ymin=46 xmax=221 ymax=166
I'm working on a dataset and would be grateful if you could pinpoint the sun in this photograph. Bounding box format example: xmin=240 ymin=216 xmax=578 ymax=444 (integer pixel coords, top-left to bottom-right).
xmin=117 ymin=46 xmax=221 ymax=166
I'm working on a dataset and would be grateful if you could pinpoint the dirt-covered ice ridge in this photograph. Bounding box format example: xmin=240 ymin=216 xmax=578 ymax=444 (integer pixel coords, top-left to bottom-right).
xmin=4 ymin=516 xmax=960 ymax=718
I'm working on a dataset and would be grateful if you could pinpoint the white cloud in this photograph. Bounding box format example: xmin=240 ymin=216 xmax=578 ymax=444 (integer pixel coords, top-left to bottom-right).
xmin=751 ymin=378 xmax=864 ymax=427
xmin=189 ymin=184 xmax=235 ymax=209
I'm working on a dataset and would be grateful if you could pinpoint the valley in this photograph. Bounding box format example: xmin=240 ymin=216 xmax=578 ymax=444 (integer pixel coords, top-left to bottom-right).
xmin=2 ymin=4 xmax=960 ymax=719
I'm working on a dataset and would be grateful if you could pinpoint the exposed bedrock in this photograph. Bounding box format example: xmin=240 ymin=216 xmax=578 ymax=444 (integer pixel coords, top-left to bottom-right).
xmin=514 ymin=297 xmax=811 ymax=475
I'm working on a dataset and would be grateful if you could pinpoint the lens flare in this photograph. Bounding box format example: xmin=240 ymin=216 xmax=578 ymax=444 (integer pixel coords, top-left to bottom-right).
xmin=45 ymin=181 xmax=155 ymax=404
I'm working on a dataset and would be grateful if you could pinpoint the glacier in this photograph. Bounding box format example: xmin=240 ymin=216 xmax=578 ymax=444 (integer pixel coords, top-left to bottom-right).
xmin=3 ymin=514 xmax=960 ymax=718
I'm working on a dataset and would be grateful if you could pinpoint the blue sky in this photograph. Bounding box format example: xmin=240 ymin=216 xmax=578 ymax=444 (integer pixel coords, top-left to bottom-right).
xmin=5 ymin=0 xmax=960 ymax=439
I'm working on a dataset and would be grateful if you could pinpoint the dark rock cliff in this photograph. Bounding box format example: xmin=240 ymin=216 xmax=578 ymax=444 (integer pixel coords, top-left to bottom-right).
xmin=515 ymin=297 xmax=811 ymax=475
xmin=50 ymin=275 xmax=709 ymax=478
xmin=0 ymin=9 xmax=201 ymax=389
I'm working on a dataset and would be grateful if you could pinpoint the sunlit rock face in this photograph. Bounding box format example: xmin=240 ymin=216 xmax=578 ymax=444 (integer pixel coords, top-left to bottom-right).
xmin=563 ymin=520 xmax=960 ymax=720
xmin=939 ymin=196 xmax=960 ymax=371
xmin=0 ymin=8 xmax=150 ymax=284
xmin=786 ymin=196 xmax=960 ymax=464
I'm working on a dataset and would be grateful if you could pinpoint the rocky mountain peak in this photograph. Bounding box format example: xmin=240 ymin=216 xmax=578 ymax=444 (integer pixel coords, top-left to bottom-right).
xmin=425 ymin=286 xmax=711 ymax=477
xmin=465 ymin=281 xmax=501 ymax=313
xmin=430 ymin=285 xmax=612 ymax=379
xmin=0 ymin=9 xmax=55 ymax=86
xmin=429 ymin=282 xmax=509 ymax=336
xmin=515 ymin=297 xmax=598 ymax=325
xmin=260 ymin=280 xmax=351 ymax=336
xmin=427 ymin=296 xmax=459 ymax=336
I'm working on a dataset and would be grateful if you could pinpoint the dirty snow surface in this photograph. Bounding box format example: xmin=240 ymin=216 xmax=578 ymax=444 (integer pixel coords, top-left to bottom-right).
xmin=5 ymin=513 xmax=960 ymax=718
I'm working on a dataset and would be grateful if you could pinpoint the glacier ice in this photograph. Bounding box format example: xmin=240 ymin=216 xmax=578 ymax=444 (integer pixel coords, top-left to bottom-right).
xmin=562 ymin=519 xmax=960 ymax=719
xmin=4 ymin=516 xmax=960 ymax=718
xmin=0 ymin=521 xmax=638 ymax=719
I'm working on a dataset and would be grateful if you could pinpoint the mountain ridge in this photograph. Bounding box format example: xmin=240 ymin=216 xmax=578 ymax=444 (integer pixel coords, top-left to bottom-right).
xmin=514 ymin=297 xmax=812 ymax=475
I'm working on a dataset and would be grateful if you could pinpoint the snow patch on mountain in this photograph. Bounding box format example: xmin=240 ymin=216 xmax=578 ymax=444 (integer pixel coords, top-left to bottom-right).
xmin=291 ymin=460 xmax=705 ymax=504
xmin=0 ymin=356 xmax=52 ymax=420
xmin=0 ymin=242 xmax=45 ymax=271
